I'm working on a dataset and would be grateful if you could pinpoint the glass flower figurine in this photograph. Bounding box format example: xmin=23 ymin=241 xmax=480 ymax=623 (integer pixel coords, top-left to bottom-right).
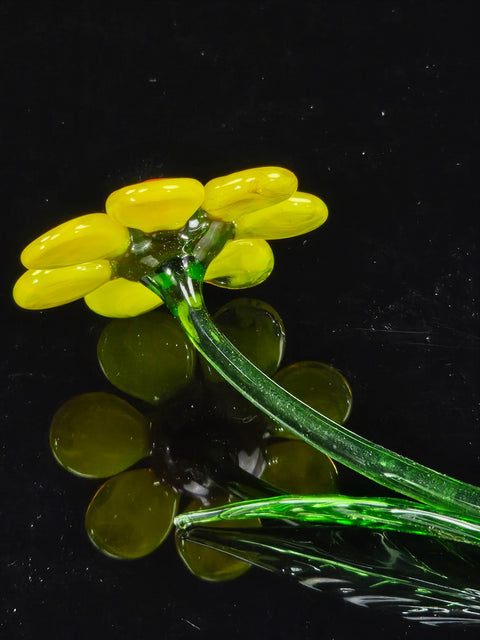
xmin=13 ymin=166 xmax=480 ymax=536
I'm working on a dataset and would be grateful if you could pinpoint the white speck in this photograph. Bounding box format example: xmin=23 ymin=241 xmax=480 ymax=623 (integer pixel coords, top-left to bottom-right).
xmin=200 ymin=50 xmax=205 ymax=56
xmin=380 ymin=110 xmax=386 ymax=117
xmin=148 ymin=77 xmax=157 ymax=83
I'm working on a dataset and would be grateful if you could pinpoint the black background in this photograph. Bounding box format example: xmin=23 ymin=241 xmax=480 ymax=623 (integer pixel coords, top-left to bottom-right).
xmin=1 ymin=1 xmax=478 ymax=638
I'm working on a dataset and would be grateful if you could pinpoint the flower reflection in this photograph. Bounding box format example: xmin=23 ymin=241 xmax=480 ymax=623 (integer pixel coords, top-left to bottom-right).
xmin=50 ymin=298 xmax=351 ymax=579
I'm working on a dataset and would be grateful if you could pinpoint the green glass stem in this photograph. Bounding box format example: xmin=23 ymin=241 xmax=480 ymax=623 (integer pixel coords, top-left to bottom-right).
xmin=143 ymin=258 xmax=480 ymax=520
xmin=174 ymin=494 xmax=480 ymax=546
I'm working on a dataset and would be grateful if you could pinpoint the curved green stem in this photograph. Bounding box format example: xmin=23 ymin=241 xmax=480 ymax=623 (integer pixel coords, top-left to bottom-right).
xmin=143 ymin=259 xmax=480 ymax=521
xmin=174 ymin=494 xmax=480 ymax=546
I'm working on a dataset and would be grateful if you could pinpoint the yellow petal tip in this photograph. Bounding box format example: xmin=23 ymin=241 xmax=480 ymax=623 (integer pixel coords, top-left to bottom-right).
xmin=20 ymin=214 xmax=130 ymax=269
xmin=13 ymin=262 xmax=112 ymax=310
xmin=106 ymin=178 xmax=204 ymax=233
xmin=235 ymin=191 xmax=328 ymax=240
xmin=203 ymin=166 xmax=298 ymax=222
xmin=84 ymin=278 xmax=163 ymax=318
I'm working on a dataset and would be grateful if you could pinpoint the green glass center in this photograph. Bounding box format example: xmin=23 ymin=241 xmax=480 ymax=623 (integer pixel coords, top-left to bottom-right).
xmin=111 ymin=209 xmax=234 ymax=283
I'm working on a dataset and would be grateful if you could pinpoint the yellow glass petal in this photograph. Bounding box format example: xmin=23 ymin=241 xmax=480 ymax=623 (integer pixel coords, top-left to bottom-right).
xmin=235 ymin=192 xmax=328 ymax=240
xmin=21 ymin=213 xmax=131 ymax=269
xmin=203 ymin=167 xmax=298 ymax=222
xmin=84 ymin=277 xmax=163 ymax=318
xmin=13 ymin=261 xmax=112 ymax=310
xmin=106 ymin=178 xmax=204 ymax=233
xmin=205 ymin=239 xmax=274 ymax=289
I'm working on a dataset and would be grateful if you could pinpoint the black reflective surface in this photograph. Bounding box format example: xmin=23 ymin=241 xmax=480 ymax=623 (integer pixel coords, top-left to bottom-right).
xmin=2 ymin=2 xmax=478 ymax=638
xmin=180 ymin=524 xmax=480 ymax=625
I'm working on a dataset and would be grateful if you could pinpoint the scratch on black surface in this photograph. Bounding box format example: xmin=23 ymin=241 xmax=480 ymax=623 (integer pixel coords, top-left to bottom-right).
xmin=354 ymin=327 xmax=479 ymax=350
xmin=354 ymin=329 xmax=430 ymax=335
xmin=181 ymin=618 xmax=201 ymax=631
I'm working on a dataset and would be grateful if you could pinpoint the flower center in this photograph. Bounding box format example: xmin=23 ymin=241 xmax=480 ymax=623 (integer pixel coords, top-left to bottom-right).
xmin=111 ymin=209 xmax=234 ymax=283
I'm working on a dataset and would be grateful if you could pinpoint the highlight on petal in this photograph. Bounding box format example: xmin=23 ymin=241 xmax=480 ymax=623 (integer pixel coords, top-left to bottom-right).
xmin=203 ymin=167 xmax=298 ymax=222
xmin=13 ymin=261 xmax=112 ymax=310
xmin=205 ymin=239 xmax=274 ymax=289
xmin=20 ymin=214 xmax=131 ymax=269
xmin=106 ymin=178 xmax=204 ymax=233
xmin=234 ymin=191 xmax=328 ymax=240
xmin=84 ymin=277 xmax=163 ymax=318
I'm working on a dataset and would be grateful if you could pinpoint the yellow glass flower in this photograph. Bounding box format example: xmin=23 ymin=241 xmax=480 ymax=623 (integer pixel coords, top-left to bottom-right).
xmin=13 ymin=167 xmax=328 ymax=317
